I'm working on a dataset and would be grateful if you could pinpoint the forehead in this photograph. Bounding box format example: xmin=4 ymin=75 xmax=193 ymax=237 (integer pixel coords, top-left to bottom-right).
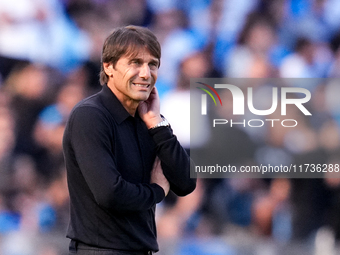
xmin=122 ymin=45 xmax=159 ymax=61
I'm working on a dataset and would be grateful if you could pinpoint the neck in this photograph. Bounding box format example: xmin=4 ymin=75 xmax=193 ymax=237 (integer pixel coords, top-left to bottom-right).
xmin=121 ymin=99 xmax=139 ymax=116
xmin=107 ymin=83 xmax=139 ymax=116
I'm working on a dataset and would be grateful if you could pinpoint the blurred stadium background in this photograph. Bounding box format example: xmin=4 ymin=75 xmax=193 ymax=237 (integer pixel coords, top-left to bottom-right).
xmin=1 ymin=0 xmax=340 ymax=254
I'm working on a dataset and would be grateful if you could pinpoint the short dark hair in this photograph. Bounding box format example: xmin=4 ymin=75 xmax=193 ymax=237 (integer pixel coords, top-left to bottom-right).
xmin=99 ymin=25 xmax=161 ymax=85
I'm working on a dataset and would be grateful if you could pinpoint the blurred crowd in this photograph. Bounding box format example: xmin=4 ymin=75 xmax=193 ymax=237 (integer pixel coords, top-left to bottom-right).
xmin=1 ymin=0 xmax=340 ymax=254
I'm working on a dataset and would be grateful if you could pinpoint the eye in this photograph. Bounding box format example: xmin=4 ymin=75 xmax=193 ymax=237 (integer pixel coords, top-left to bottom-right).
xmin=149 ymin=61 xmax=159 ymax=70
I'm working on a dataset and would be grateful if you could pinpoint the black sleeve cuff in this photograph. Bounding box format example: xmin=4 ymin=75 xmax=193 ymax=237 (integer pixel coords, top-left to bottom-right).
xmin=148 ymin=126 xmax=172 ymax=144
xmin=150 ymin=183 xmax=165 ymax=203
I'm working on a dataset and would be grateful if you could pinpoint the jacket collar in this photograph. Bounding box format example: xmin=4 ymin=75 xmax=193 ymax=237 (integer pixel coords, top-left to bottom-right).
xmin=99 ymin=84 xmax=132 ymax=125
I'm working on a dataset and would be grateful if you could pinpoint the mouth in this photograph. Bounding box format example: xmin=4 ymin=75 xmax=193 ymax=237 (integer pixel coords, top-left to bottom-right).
xmin=132 ymin=83 xmax=150 ymax=89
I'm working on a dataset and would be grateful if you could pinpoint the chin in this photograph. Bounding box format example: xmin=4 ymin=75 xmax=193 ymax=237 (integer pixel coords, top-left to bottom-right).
xmin=134 ymin=93 xmax=151 ymax=101
xmin=133 ymin=96 xmax=148 ymax=102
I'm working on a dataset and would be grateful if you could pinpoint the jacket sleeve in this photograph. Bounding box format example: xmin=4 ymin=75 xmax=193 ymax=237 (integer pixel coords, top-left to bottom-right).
xmin=149 ymin=125 xmax=196 ymax=196
xmin=66 ymin=106 xmax=165 ymax=212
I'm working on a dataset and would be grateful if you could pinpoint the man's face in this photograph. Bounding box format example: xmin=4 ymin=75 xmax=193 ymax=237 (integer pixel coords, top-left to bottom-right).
xmin=106 ymin=47 xmax=159 ymax=105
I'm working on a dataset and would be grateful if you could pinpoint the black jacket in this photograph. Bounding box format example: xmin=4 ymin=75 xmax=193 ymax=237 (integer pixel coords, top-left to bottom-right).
xmin=63 ymin=84 xmax=196 ymax=252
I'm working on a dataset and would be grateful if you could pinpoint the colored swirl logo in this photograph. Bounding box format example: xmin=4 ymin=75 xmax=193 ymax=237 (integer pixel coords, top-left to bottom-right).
xmin=196 ymin=82 xmax=223 ymax=106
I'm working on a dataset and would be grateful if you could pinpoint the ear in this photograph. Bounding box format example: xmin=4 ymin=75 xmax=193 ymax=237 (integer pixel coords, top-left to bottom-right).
xmin=103 ymin=62 xmax=114 ymax=78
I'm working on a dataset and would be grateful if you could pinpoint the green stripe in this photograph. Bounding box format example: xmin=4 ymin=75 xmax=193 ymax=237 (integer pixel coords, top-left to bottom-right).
xmin=197 ymin=87 xmax=217 ymax=105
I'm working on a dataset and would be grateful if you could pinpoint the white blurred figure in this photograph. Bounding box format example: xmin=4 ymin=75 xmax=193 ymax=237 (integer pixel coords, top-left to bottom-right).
xmin=0 ymin=0 xmax=90 ymax=72
xmin=225 ymin=12 xmax=277 ymax=78
xmin=280 ymin=38 xmax=317 ymax=78
xmin=150 ymin=7 xmax=198 ymax=96
xmin=161 ymin=51 xmax=213 ymax=149
xmin=1 ymin=231 xmax=35 ymax=255
xmin=187 ymin=0 xmax=257 ymax=49
xmin=280 ymin=37 xmax=332 ymax=80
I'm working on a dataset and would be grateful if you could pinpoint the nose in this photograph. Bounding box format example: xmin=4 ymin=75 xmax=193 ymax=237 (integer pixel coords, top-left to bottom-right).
xmin=139 ymin=63 xmax=151 ymax=80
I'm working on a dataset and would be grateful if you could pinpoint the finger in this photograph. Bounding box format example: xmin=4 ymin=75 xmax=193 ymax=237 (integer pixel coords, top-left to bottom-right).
xmin=148 ymin=86 xmax=158 ymax=99
xmin=152 ymin=156 xmax=160 ymax=169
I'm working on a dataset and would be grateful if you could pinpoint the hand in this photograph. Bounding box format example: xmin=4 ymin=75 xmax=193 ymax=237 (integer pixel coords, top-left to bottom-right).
xmin=150 ymin=157 xmax=170 ymax=196
xmin=138 ymin=87 xmax=163 ymax=129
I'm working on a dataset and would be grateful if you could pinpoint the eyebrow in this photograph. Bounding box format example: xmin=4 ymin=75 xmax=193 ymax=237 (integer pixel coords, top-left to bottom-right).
xmin=129 ymin=56 xmax=159 ymax=66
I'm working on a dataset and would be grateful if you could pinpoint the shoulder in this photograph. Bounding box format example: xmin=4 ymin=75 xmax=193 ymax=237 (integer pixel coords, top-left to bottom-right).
xmin=68 ymin=94 xmax=112 ymax=127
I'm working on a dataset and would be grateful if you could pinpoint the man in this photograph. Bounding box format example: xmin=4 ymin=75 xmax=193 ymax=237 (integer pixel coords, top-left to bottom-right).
xmin=63 ymin=25 xmax=196 ymax=255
